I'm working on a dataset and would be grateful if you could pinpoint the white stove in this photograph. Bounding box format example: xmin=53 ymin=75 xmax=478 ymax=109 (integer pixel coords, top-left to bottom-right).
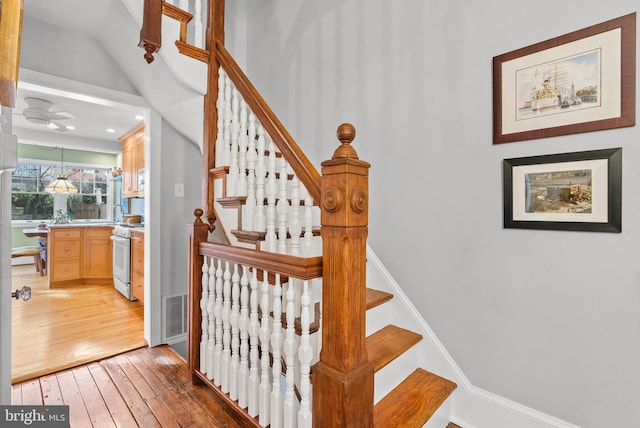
xmin=110 ymin=224 xmax=143 ymax=300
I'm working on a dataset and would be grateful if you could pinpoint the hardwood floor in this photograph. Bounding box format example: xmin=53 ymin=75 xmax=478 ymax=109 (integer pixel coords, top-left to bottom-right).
xmin=11 ymin=264 xmax=147 ymax=383
xmin=12 ymin=345 xmax=254 ymax=428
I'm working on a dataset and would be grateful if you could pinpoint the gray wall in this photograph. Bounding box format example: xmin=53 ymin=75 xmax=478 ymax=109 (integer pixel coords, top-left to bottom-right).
xmin=232 ymin=1 xmax=640 ymax=426
xmin=21 ymin=15 xmax=138 ymax=95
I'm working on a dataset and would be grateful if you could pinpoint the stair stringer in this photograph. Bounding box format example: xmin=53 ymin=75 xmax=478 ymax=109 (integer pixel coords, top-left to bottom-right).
xmin=365 ymin=245 xmax=583 ymax=428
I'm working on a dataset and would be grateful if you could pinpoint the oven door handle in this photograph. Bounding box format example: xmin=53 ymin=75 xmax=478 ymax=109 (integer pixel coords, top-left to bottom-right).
xmin=110 ymin=235 xmax=129 ymax=242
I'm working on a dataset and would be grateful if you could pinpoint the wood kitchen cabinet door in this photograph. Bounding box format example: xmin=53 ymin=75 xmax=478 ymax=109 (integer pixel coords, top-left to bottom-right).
xmin=131 ymin=232 xmax=144 ymax=302
xmin=84 ymin=227 xmax=113 ymax=279
xmin=119 ymin=121 xmax=145 ymax=198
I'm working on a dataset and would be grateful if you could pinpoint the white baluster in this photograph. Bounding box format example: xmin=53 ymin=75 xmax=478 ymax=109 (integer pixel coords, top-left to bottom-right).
xmin=213 ymin=259 xmax=224 ymax=385
xmin=259 ymin=271 xmax=272 ymax=426
xmin=283 ymin=280 xmax=298 ymax=427
xmin=228 ymin=88 xmax=240 ymax=197
xmin=277 ymin=159 xmax=290 ymax=254
xmin=215 ymin=68 xmax=226 ymax=167
xmin=248 ymin=268 xmax=260 ymax=417
xmin=222 ymin=260 xmax=232 ymax=393
xmin=200 ymin=257 xmax=209 ymax=374
xmin=238 ymin=265 xmax=250 ymax=409
xmin=298 ymin=280 xmax=312 ymax=428
xmin=254 ymin=125 xmax=267 ymax=232
xmin=230 ymin=263 xmax=240 ymax=400
xmin=303 ymin=185 xmax=314 ymax=257
xmin=265 ymin=140 xmax=278 ymax=252
xmin=194 ymin=0 xmax=203 ymax=48
xmin=206 ymin=257 xmax=216 ymax=379
xmin=238 ymin=100 xmax=248 ymax=198
xmin=289 ymin=177 xmax=302 ymax=256
xmin=222 ymin=75 xmax=232 ymax=168
xmin=271 ymin=274 xmax=284 ymax=428
xmin=245 ymin=112 xmax=258 ymax=231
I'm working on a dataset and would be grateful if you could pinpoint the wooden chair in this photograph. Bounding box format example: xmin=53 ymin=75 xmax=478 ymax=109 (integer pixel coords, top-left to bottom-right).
xmin=11 ymin=246 xmax=45 ymax=276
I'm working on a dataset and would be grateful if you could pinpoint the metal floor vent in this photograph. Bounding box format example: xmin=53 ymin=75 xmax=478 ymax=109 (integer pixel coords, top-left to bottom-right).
xmin=163 ymin=293 xmax=188 ymax=342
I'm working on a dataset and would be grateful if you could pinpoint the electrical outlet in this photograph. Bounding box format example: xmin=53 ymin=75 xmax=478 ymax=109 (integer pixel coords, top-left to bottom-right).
xmin=175 ymin=183 xmax=184 ymax=197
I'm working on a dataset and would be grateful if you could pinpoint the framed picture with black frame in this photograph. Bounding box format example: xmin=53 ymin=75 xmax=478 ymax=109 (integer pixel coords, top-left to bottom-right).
xmin=503 ymin=148 xmax=621 ymax=232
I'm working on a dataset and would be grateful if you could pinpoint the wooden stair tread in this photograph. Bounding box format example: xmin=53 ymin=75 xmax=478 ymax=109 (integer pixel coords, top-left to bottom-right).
xmin=366 ymin=288 xmax=393 ymax=310
xmin=374 ymin=368 xmax=457 ymax=428
xmin=447 ymin=423 xmax=463 ymax=428
xmin=231 ymin=227 xmax=321 ymax=245
xmin=367 ymin=325 xmax=422 ymax=372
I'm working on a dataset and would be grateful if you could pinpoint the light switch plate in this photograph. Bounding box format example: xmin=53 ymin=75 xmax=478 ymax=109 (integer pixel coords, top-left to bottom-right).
xmin=175 ymin=183 xmax=184 ymax=197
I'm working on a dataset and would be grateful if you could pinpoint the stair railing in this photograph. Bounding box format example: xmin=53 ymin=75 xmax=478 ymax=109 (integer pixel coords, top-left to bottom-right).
xmin=162 ymin=0 xmax=376 ymax=425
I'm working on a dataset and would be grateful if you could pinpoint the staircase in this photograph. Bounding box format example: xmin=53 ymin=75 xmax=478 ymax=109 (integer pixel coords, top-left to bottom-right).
xmin=141 ymin=0 xmax=459 ymax=426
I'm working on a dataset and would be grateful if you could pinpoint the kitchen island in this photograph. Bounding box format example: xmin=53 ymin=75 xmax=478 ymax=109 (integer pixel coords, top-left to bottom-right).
xmin=47 ymin=224 xmax=115 ymax=288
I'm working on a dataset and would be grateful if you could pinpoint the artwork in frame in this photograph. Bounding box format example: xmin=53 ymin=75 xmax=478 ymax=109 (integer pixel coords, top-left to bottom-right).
xmin=503 ymin=148 xmax=621 ymax=232
xmin=493 ymin=13 xmax=635 ymax=144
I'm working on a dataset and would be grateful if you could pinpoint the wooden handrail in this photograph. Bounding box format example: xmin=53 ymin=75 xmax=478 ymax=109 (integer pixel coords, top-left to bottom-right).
xmin=199 ymin=241 xmax=323 ymax=280
xmin=0 ymin=0 xmax=23 ymax=107
xmin=215 ymin=40 xmax=322 ymax=205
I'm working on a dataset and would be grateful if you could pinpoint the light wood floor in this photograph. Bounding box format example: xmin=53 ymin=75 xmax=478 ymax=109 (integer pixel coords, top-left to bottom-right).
xmin=11 ymin=264 xmax=147 ymax=384
xmin=12 ymin=345 xmax=254 ymax=428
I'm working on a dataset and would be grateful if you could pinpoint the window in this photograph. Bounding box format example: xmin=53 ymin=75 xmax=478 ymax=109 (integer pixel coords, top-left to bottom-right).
xmin=11 ymin=162 xmax=110 ymax=221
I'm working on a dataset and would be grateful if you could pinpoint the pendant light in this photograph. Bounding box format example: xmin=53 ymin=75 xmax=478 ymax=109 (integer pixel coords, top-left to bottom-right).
xmin=45 ymin=147 xmax=78 ymax=194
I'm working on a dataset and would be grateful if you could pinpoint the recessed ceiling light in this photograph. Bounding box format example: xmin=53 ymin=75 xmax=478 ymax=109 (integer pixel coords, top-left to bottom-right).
xmin=107 ymin=128 xmax=115 ymax=133
xmin=135 ymin=115 xmax=144 ymax=120
xmin=66 ymin=125 xmax=75 ymax=130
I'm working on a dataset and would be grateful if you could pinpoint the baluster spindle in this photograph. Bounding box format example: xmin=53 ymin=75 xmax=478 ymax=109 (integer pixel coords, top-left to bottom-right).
xmin=228 ymin=88 xmax=240 ymax=197
xmin=289 ymin=177 xmax=301 ymax=256
xmin=248 ymin=268 xmax=260 ymax=416
xmin=277 ymin=158 xmax=290 ymax=254
xmin=238 ymin=265 xmax=250 ymax=408
xmin=259 ymin=271 xmax=272 ymax=426
xmin=298 ymin=280 xmax=312 ymax=427
xmin=230 ymin=263 xmax=241 ymax=400
xmin=303 ymin=185 xmax=314 ymax=257
xmin=245 ymin=112 xmax=258 ymax=231
xmin=215 ymin=69 xmax=226 ymax=167
xmin=206 ymin=257 xmax=216 ymax=378
xmin=271 ymin=274 xmax=284 ymax=428
xmin=238 ymin=100 xmax=248 ymax=197
xmin=194 ymin=0 xmax=203 ymax=48
xmin=265 ymin=140 xmax=278 ymax=252
xmin=283 ymin=280 xmax=298 ymax=427
xmin=221 ymin=260 xmax=232 ymax=393
xmin=254 ymin=125 xmax=267 ymax=232
xmin=200 ymin=257 xmax=209 ymax=374
xmin=213 ymin=259 xmax=224 ymax=385
xmin=222 ymin=74 xmax=232 ymax=168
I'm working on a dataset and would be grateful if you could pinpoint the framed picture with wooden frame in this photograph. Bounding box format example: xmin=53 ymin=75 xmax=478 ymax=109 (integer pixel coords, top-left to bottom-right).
xmin=503 ymin=148 xmax=622 ymax=232
xmin=493 ymin=13 xmax=635 ymax=144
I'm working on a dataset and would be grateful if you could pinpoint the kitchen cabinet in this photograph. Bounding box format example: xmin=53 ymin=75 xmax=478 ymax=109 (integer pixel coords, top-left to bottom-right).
xmin=131 ymin=231 xmax=144 ymax=302
xmin=49 ymin=228 xmax=81 ymax=284
xmin=120 ymin=121 xmax=145 ymax=198
xmin=84 ymin=227 xmax=113 ymax=279
xmin=48 ymin=226 xmax=114 ymax=288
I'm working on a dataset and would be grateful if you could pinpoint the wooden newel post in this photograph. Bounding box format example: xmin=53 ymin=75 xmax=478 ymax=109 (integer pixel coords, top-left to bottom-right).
xmin=187 ymin=208 xmax=215 ymax=384
xmin=313 ymin=124 xmax=374 ymax=427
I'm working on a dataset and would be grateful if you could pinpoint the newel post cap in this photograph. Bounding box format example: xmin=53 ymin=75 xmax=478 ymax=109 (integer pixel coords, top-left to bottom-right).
xmin=332 ymin=123 xmax=359 ymax=160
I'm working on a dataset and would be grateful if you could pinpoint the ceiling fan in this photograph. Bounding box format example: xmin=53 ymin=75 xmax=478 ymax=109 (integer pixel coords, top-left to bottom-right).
xmin=21 ymin=97 xmax=75 ymax=131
